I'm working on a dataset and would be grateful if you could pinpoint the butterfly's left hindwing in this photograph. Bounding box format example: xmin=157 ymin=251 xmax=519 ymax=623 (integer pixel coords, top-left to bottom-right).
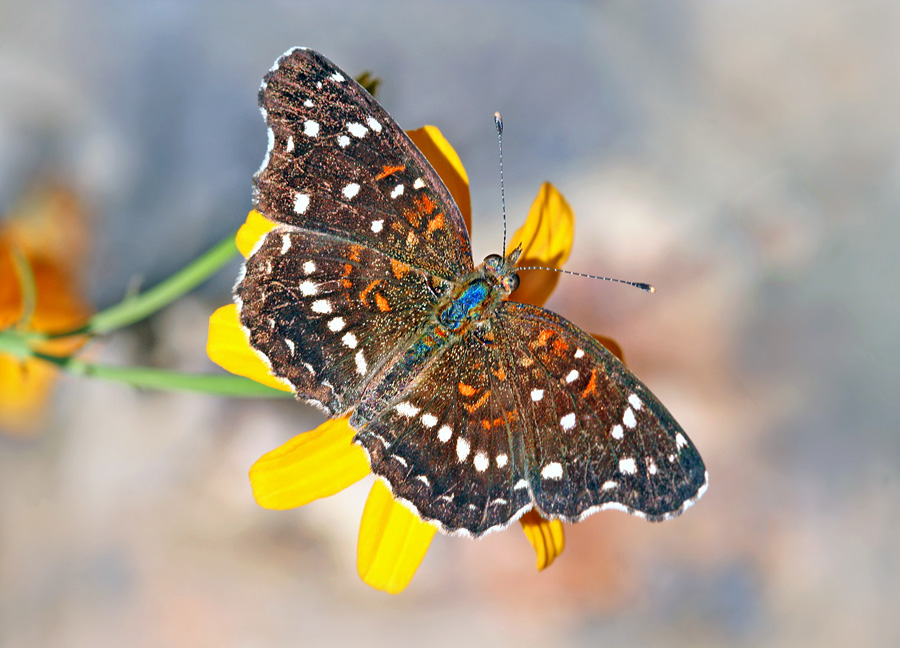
xmin=237 ymin=227 xmax=443 ymax=414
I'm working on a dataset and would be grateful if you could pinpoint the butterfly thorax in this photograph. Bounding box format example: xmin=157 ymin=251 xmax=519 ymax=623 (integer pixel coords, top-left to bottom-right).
xmin=435 ymin=250 xmax=521 ymax=335
xmin=353 ymin=251 xmax=520 ymax=421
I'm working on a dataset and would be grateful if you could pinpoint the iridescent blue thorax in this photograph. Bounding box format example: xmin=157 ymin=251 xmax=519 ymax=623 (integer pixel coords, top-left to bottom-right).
xmin=356 ymin=250 xmax=520 ymax=417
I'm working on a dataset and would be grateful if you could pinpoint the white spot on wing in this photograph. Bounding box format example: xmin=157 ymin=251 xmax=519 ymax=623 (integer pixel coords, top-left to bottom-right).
xmin=280 ymin=233 xmax=291 ymax=254
xmin=337 ymin=134 xmax=351 ymax=148
xmin=513 ymin=479 xmax=529 ymax=490
xmin=303 ymin=120 xmax=320 ymax=137
xmin=628 ymin=393 xmax=643 ymax=410
xmin=421 ymin=413 xmax=438 ymax=428
xmin=330 ymin=72 xmax=345 ymax=82
xmin=647 ymin=458 xmax=658 ymax=475
xmin=530 ymin=388 xmax=544 ymax=402
xmin=601 ymin=480 xmax=617 ymax=490
xmin=311 ymin=299 xmax=331 ymax=313
xmin=413 ymin=178 xmax=425 ymax=189
xmin=676 ymin=433 xmax=688 ymax=449
xmin=619 ymin=457 xmax=637 ymax=475
xmin=565 ymin=369 xmax=579 ymax=383
xmin=623 ymin=407 xmax=637 ymax=429
xmin=366 ymin=116 xmax=382 ymax=132
xmin=611 ymin=424 xmax=624 ymax=440
xmin=371 ymin=219 xmax=384 ymax=233
xmin=303 ymin=99 xmax=314 ymax=108
xmin=341 ymin=332 xmax=358 ymax=348
xmin=355 ymin=350 xmax=367 ymax=375
xmin=327 ymin=317 xmax=345 ymax=331
xmin=347 ymin=122 xmax=368 ymax=138
xmin=390 ymin=184 xmax=404 ymax=199
xmin=560 ymin=412 xmax=576 ymax=430
xmin=293 ymin=192 xmax=310 ymax=214
xmin=286 ymin=136 xmax=295 ymax=152
xmin=302 ymin=260 xmax=316 ymax=275
xmin=416 ymin=475 xmax=430 ymax=486
xmin=394 ymin=401 xmax=420 ymax=418
xmin=299 ymin=280 xmax=318 ymax=296
xmin=574 ymin=348 xmax=584 ymax=358
xmin=342 ymin=182 xmax=360 ymax=199
xmin=541 ymin=462 xmax=564 ymax=480
xmin=456 ymin=437 xmax=470 ymax=462
xmin=474 ymin=451 xmax=489 ymax=473
xmin=496 ymin=453 xmax=508 ymax=469
xmin=285 ymin=339 xmax=295 ymax=355
xmin=437 ymin=425 xmax=452 ymax=443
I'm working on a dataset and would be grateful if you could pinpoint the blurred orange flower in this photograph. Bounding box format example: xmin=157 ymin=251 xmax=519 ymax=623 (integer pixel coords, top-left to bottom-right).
xmin=208 ymin=126 xmax=625 ymax=593
xmin=0 ymin=185 xmax=91 ymax=434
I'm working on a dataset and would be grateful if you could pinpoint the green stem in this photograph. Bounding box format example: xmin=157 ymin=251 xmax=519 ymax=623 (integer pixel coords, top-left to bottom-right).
xmin=33 ymin=352 xmax=293 ymax=398
xmin=77 ymin=233 xmax=240 ymax=336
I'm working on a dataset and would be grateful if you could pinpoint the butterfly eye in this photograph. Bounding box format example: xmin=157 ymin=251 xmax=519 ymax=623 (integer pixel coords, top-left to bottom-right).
xmin=483 ymin=254 xmax=503 ymax=270
xmin=502 ymin=273 xmax=520 ymax=293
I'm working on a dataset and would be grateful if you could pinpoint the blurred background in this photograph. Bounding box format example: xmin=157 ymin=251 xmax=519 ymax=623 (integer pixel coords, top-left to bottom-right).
xmin=1 ymin=1 xmax=898 ymax=646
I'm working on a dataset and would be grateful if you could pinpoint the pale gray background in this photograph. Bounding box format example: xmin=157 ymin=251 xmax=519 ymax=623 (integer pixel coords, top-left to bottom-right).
xmin=1 ymin=2 xmax=898 ymax=647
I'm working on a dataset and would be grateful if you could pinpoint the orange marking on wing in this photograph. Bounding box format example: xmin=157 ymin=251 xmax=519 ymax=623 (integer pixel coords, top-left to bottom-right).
xmin=376 ymin=164 xmax=405 ymax=180
xmin=581 ymin=369 xmax=598 ymax=398
xmin=531 ymin=329 xmax=554 ymax=348
xmin=481 ymin=419 xmax=492 ymax=430
xmin=552 ymin=338 xmax=569 ymax=355
xmin=391 ymin=258 xmax=410 ymax=280
xmin=404 ymin=209 xmax=422 ymax=228
xmin=492 ymin=417 xmax=505 ymax=428
xmin=375 ymin=293 xmax=391 ymax=312
xmin=341 ymin=279 xmax=352 ymax=289
xmin=416 ymin=195 xmax=436 ymax=215
xmin=348 ymin=245 xmax=362 ymax=262
xmin=359 ymin=280 xmax=381 ymax=306
xmin=470 ymin=390 xmax=491 ymax=411
xmin=426 ymin=212 xmax=445 ymax=235
xmin=492 ymin=367 xmax=507 ymax=381
xmin=458 ymin=382 xmax=476 ymax=397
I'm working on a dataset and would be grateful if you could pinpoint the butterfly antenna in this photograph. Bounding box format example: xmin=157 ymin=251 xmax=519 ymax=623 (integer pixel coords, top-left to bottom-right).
xmin=493 ymin=113 xmax=653 ymax=295
xmin=514 ymin=265 xmax=657 ymax=293
xmin=494 ymin=112 xmax=508 ymax=255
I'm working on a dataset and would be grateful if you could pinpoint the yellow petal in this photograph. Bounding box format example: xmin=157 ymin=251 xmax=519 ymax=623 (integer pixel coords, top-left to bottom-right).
xmin=0 ymin=356 xmax=57 ymax=434
xmin=407 ymin=126 xmax=472 ymax=234
xmin=507 ymin=183 xmax=575 ymax=307
xmin=236 ymin=210 xmax=278 ymax=259
xmin=519 ymin=509 xmax=566 ymax=571
xmin=593 ymin=333 xmax=625 ymax=365
xmin=206 ymin=304 xmax=292 ymax=392
xmin=249 ymin=415 xmax=370 ymax=509
xmin=357 ymin=479 xmax=437 ymax=594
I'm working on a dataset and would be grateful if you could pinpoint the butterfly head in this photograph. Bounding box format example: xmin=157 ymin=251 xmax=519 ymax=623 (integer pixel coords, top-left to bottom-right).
xmin=481 ymin=244 xmax=522 ymax=296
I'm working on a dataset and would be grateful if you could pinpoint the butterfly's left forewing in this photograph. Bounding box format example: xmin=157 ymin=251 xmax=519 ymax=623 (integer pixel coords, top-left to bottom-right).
xmin=255 ymin=48 xmax=473 ymax=280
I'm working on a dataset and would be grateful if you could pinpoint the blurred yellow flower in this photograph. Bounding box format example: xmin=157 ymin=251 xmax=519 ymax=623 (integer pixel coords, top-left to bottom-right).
xmin=208 ymin=126 xmax=626 ymax=593
xmin=0 ymin=186 xmax=91 ymax=434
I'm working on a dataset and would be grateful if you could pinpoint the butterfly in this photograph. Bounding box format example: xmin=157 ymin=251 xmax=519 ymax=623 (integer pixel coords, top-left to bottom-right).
xmin=236 ymin=48 xmax=707 ymax=537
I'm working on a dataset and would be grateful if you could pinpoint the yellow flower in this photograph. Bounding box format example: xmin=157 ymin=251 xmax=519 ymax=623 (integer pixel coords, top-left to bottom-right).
xmin=0 ymin=186 xmax=90 ymax=434
xmin=208 ymin=126 xmax=626 ymax=593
